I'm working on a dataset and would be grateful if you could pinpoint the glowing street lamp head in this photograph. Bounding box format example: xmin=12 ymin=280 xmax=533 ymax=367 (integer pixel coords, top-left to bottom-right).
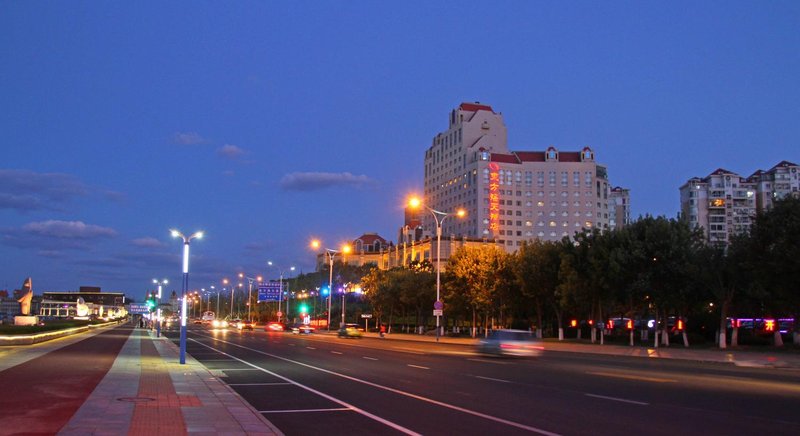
xmin=311 ymin=239 xmax=320 ymax=249
xmin=193 ymin=231 xmax=204 ymax=240
xmin=257 ymin=276 xmax=263 ymax=282
xmin=456 ymin=209 xmax=466 ymax=218
xmin=170 ymin=229 xmax=181 ymax=238
xmin=223 ymin=278 xmax=229 ymax=285
xmin=342 ymin=245 xmax=351 ymax=254
xmin=408 ymin=197 xmax=421 ymax=208
xmin=238 ymin=272 xmax=244 ymax=279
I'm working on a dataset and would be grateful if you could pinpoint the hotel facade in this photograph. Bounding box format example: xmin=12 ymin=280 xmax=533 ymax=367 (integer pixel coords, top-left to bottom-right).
xmin=422 ymin=102 xmax=623 ymax=250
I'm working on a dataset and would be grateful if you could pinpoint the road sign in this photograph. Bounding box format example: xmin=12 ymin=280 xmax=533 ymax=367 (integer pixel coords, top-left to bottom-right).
xmin=361 ymin=314 xmax=373 ymax=318
xmin=129 ymin=303 xmax=149 ymax=314
xmin=433 ymin=300 xmax=443 ymax=311
xmin=276 ymin=311 xmax=283 ymax=318
xmin=258 ymin=283 xmax=282 ymax=302
xmin=433 ymin=309 xmax=443 ymax=316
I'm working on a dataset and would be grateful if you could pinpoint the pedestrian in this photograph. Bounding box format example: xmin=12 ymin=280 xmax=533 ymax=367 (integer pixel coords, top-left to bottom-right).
xmin=380 ymin=323 xmax=386 ymax=338
xmin=139 ymin=317 xmax=144 ymax=328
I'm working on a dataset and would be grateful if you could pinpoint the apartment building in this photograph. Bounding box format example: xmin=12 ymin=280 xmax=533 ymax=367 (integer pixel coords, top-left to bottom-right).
xmin=422 ymin=102 xmax=621 ymax=250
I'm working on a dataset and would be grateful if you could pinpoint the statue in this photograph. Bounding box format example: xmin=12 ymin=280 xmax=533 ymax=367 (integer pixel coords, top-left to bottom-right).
xmin=17 ymin=277 xmax=33 ymax=316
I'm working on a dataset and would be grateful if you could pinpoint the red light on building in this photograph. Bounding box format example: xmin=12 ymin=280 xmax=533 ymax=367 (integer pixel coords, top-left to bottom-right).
xmin=765 ymin=319 xmax=775 ymax=332
xmin=570 ymin=319 xmax=577 ymax=328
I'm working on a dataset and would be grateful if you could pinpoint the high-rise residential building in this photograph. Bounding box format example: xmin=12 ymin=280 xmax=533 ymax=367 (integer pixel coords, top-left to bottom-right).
xmin=422 ymin=102 xmax=620 ymax=250
xmin=609 ymin=187 xmax=631 ymax=231
xmin=680 ymin=169 xmax=757 ymax=245
xmin=680 ymin=161 xmax=798 ymax=245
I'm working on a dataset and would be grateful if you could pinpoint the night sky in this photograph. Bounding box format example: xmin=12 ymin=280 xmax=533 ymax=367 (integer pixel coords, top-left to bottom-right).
xmin=2 ymin=1 xmax=798 ymax=298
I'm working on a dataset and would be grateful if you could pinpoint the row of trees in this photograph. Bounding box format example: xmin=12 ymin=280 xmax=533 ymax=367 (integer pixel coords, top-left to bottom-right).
xmin=355 ymin=197 xmax=799 ymax=348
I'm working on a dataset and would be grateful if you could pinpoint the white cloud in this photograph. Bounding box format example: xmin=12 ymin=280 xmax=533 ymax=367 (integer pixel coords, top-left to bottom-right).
xmin=131 ymin=237 xmax=164 ymax=248
xmin=171 ymin=131 xmax=207 ymax=145
xmin=22 ymin=220 xmax=117 ymax=239
xmin=0 ymin=170 xmax=89 ymax=211
xmin=216 ymin=144 xmax=246 ymax=160
xmin=280 ymin=172 xmax=376 ymax=191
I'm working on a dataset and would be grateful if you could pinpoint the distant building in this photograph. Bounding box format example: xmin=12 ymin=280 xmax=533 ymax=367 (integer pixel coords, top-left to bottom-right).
xmin=423 ymin=102 xmax=625 ymax=250
xmin=609 ymin=187 xmax=631 ymax=231
xmin=679 ymin=161 xmax=798 ymax=245
xmin=39 ymin=290 xmax=126 ymax=319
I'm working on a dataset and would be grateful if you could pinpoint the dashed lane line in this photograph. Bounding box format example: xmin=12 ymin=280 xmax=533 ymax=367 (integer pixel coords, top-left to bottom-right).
xmin=475 ymin=376 xmax=511 ymax=383
xmin=407 ymin=364 xmax=429 ymax=370
xmin=584 ymin=393 xmax=649 ymax=406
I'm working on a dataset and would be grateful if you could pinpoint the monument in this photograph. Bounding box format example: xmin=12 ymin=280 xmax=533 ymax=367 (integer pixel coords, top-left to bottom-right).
xmin=14 ymin=277 xmax=38 ymax=326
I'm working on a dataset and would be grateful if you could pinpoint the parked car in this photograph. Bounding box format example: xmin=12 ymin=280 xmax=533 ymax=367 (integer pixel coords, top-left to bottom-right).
xmin=338 ymin=323 xmax=363 ymax=338
xmin=290 ymin=323 xmax=315 ymax=334
xmin=265 ymin=321 xmax=285 ymax=332
xmin=477 ymin=329 xmax=544 ymax=357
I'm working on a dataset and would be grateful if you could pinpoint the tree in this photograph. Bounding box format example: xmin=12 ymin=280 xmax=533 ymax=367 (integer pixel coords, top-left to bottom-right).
xmin=447 ymin=245 xmax=512 ymax=337
xmin=514 ymin=240 xmax=562 ymax=339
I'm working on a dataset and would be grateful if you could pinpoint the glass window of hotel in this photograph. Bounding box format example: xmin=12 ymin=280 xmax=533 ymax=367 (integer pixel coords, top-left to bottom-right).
xmin=585 ymin=171 xmax=592 ymax=186
xmin=573 ymin=201 xmax=580 ymax=207
xmin=574 ymin=191 xmax=580 ymax=197
xmin=573 ymin=171 xmax=580 ymax=186
xmin=538 ymin=231 xmax=545 ymax=237
xmin=526 ymin=231 xmax=533 ymax=237
xmin=549 ymin=191 xmax=556 ymax=197
xmin=575 ymin=222 xmax=581 ymax=226
xmin=525 ymin=221 xmax=532 ymax=226
xmin=538 ymin=191 xmax=544 ymax=197
xmin=561 ymin=191 xmax=568 ymax=197
xmin=562 ymin=221 xmax=568 ymax=227
xmin=561 ymin=172 xmax=568 ymax=186
xmin=562 ymin=211 xmax=568 ymax=216
xmin=506 ymin=172 xmax=512 ymax=184
xmin=526 ymin=191 xmax=532 ymax=197
xmin=517 ymin=231 xmax=522 ymax=236
xmin=538 ymin=211 xmax=544 ymax=216
xmin=537 ymin=201 xmax=544 ymax=207
xmin=549 ymin=171 xmax=556 ymax=186
xmin=550 ymin=231 xmax=557 ymax=237
xmin=574 ymin=211 xmax=580 ymax=216
xmin=538 ymin=221 xmax=545 ymax=226
xmin=585 ymin=221 xmax=593 ymax=228
xmin=526 ymin=201 xmax=532 ymax=207
xmin=549 ymin=211 xmax=556 ymax=217
xmin=516 ymin=171 xmax=522 ymax=183
xmin=537 ymin=171 xmax=544 ymax=186
xmin=561 ymin=201 xmax=568 ymax=207
xmin=549 ymin=221 xmax=557 ymax=227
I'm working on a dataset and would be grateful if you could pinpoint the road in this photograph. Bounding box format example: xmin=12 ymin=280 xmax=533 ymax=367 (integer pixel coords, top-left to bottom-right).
xmin=167 ymin=325 xmax=800 ymax=435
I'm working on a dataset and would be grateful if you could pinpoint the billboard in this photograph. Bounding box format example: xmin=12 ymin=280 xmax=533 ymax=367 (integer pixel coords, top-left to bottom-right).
xmin=129 ymin=303 xmax=149 ymax=314
xmin=258 ymin=283 xmax=282 ymax=302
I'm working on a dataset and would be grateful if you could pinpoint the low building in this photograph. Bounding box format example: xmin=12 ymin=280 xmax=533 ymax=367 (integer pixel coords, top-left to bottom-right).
xmin=39 ymin=290 xmax=127 ymax=320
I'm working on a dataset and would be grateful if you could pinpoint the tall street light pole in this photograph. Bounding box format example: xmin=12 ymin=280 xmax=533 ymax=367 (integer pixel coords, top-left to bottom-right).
xmin=311 ymin=240 xmax=351 ymax=331
xmin=170 ymin=229 xmax=203 ymax=365
xmin=223 ymin=278 xmax=233 ymax=319
xmin=238 ymin=273 xmax=262 ymax=322
xmin=409 ymin=197 xmax=465 ymax=342
xmin=153 ymin=278 xmax=168 ymax=338
xmin=268 ymin=262 xmax=295 ymax=323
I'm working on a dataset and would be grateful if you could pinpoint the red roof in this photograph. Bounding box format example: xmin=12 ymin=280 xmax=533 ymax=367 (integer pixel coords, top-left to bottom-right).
xmin=516 ymin=152 xmax=545 ymax=162
xmin=353 ymin=233 xmax=387 ymax=245
xmin=559 ymin=152 xmax=581 ymax=162
xmin=490 ymin=153 xmax=520 ymax=164
xmin=459 ymin=102 xmax=494 ymax=113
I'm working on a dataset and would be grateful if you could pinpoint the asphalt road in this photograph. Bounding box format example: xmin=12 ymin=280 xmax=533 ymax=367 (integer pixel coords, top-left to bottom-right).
xmin=168 ymin=325 xmax=800 ymax=436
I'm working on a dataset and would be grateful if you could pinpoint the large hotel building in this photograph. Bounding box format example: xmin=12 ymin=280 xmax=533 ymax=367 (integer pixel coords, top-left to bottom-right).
xmin=680 ymin=161 xmax=799 ymax=245
xmin=422 ymin=102 xmax=627 ymax=249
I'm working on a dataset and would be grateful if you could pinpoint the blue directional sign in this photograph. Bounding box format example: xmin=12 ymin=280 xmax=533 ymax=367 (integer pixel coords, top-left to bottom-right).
xmin=129 ymin=303 xmax=149 ymax=314
xmin=258 ymin=283 xmax=282 ymax=302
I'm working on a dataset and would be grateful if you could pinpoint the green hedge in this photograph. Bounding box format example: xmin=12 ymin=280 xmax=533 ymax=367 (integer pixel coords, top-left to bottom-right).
xmin=0 ymin=319 xmax=100 ymax=335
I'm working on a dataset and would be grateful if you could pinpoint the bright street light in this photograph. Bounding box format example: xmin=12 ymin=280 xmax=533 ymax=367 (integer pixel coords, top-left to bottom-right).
xmin=408 ymin=196 xmax=466 ymax=342
xmin=310 ymin=240 xmax=351 ymax=330
xmin=170 ymin=229 xmax=203 ymax=364
xmin=152 ymin=278 xmax=168 ymax=338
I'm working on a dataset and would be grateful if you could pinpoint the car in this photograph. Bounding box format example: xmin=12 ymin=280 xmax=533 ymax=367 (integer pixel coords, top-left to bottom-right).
xmin=193 ymin=318 xmax=203 ymax=325
xmin=265 ymin=322 xmax=285 ymax=332
xmin=236 ymin=319 xmax=255 ymax=330
xmin=290 ymin=323 xmax=315 ymax=334
xmin=211 ymin=319 xmax=229 ymax=328
xmin=338 ymin=323 xmax=363 ymax=338
xmin=477 ymin=329 xmax=544 ymax=357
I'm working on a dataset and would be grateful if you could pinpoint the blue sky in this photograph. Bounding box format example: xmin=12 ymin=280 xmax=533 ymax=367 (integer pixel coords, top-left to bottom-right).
xmin=2 ymin=1 xmax=798 ymax=298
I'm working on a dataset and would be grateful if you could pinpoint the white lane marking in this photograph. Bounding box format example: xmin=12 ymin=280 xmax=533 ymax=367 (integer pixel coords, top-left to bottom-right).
xmin=475 ymin=376 xmax=511 ymax=383
xmin=215 ymin=368 xmax=259 ymax=371
xmin=307 ymin=347 xmax=317 ymax=350
xmin=585 ymin=393 xmax=649 ymax=406
xmin=407 ymin=364 xmax=429 ymax=370
xmin=467 ymin=358 xmax=511 ymax=365
xmin=189 ymin=338 xmax=421 ymax=436
xmin=192 ymin=335 xmax=561 ymax=435
xmin=331 ymin=351 xmax=343 ymax=355
xmin=363 ymin=356 xmax=378 ymax=361
xmin=261 ymin=407 xmax=351 ymax=414
xmin=229 ymin=382 xmax=292 ymax=386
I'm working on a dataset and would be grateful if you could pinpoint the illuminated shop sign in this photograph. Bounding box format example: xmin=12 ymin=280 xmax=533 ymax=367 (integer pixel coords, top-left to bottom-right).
xmin=489 ymin=162 xmax=500 ymax=234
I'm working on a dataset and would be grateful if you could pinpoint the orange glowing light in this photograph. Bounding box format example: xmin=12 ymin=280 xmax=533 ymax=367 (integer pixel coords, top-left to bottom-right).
xmin=765 ymin=319 xmax=775 ymax=332
xmin=570 ymin=319 xmax=577 ymax=328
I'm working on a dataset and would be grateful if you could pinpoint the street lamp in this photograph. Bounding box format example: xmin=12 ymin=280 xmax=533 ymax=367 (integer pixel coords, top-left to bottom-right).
xmin=409 ymin=196 xmax=465 ymax=342
xmin=267 ymin=262 xmax=295 ymax=323
xmin=310 ymin=240 xmax=351 ymax=330
xmin=152 ymin=278 xmax=168 ymax=338
xmin=170 ymin=228 xmax=203 ymax=365
xmin=223 ymin=278 xmax=233 ymax=319
xmin=237 ymin=273 xmax=262 ymax=323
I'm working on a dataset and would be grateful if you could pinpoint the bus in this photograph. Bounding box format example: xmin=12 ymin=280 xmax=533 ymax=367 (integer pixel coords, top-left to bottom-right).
xmin=201 ymin=311 xmax=216 ymax=323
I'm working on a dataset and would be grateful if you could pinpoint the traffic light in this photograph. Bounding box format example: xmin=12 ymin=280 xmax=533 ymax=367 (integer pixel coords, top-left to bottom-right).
xmin=298 ymin=303 xmax=309 ymax=314
xmin=321 ymin=286 xmax=330 ymax=296
xmin=145 ymin=292 xmax=156 ymax=311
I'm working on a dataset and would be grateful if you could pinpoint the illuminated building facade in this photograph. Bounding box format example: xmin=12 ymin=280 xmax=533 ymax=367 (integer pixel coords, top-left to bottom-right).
xmin=680 ymin=161 xmax=799 ymax=245
xmin=423 ymin=102 xmax=618 ymax=250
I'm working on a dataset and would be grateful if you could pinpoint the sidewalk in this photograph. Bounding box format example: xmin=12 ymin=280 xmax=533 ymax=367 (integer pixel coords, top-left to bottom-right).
xmin=344 ymin=330 xmax=800 ymax=369
xmin=59 ymin=325 xmax=282 ymax=435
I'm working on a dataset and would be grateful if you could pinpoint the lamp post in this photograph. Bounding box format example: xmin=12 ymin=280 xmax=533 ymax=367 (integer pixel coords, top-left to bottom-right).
xmin=170 ymin=229 xmax=203 ymax=365
xmin=152 ymin=278 xmax=168 ymax=338
xmin=211 ymin=285 xmax=219 ymax=315
xmin=238 ymin=273 xmax=262 ymax=322
xmin=310 ymin=240 xmax=351 ymax=330
xmin=223 ymin=278 xmax=233 ymax=319
xmin=409 ymin=197 xmax=465 ymax=342
xmin=267 ymin=262 xmax=295 ymax=323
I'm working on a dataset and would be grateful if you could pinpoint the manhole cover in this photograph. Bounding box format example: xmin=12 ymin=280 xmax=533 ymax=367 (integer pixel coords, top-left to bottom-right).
xmin=116 ymin=397 xmax=156 ymax=403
